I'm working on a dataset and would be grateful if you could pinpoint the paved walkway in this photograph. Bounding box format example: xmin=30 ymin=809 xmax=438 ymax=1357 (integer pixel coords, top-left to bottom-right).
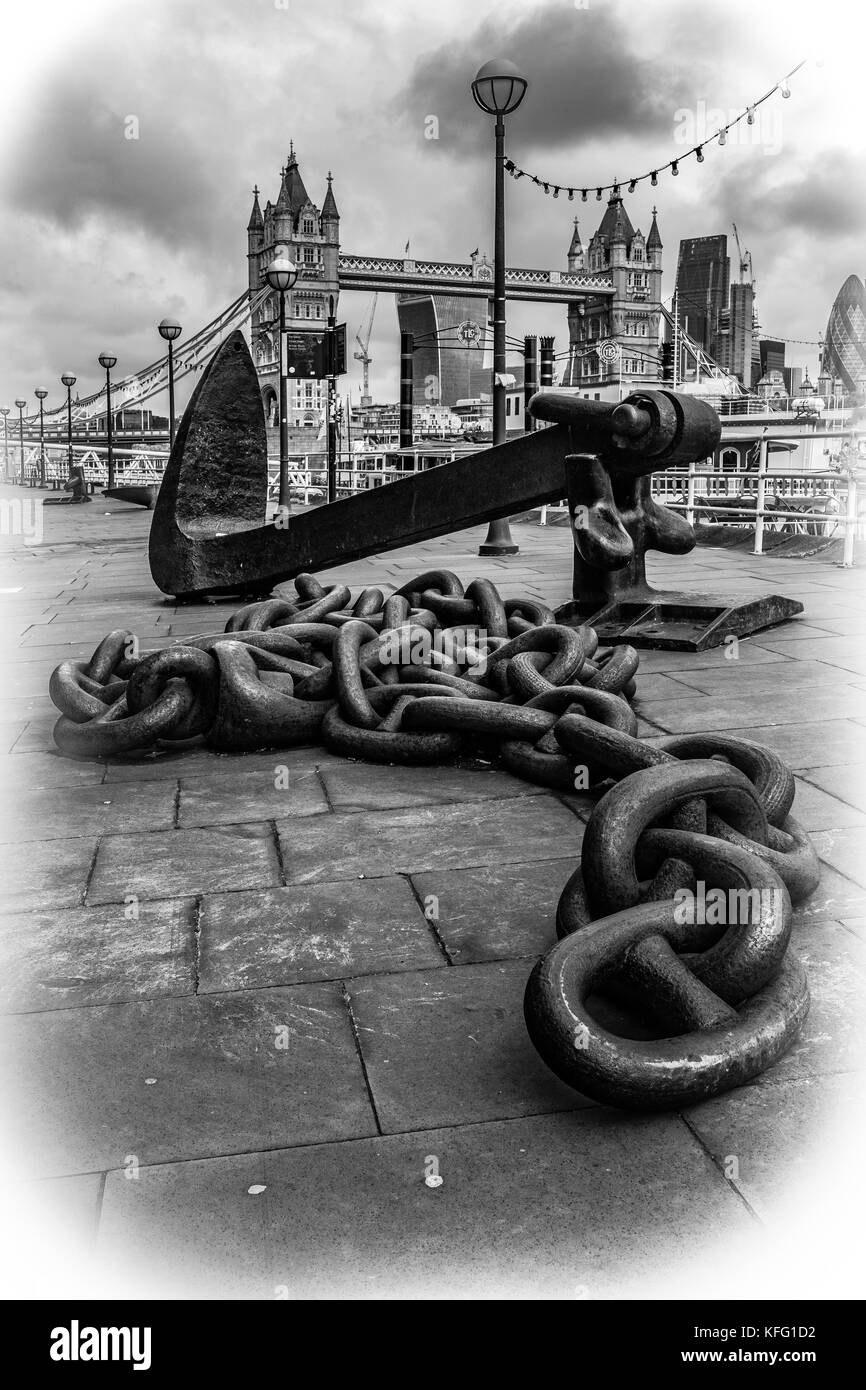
xmin=0 ymin=485 xmax=864 ymax=1298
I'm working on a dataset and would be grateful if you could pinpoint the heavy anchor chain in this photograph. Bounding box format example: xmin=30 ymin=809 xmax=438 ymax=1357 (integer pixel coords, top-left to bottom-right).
xmin=47 ymin=569 xmax=819 ymax=1110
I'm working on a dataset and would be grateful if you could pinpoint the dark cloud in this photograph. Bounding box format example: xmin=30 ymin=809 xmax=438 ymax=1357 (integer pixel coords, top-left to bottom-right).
xmin=392 ymin=0 xmax=704 ymax=158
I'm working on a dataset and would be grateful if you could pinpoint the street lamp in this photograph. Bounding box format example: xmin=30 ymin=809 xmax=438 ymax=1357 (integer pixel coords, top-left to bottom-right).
xmin=158 ymin=318 xmax=182 ymax=447
xmin=34 ymin=388 xmax=48 ymax=487
xmin=264 ymin=255 xmax=299 ymax=512
xmin=98 ymin=353 xmax=117 ymax=491
xmin=15 ymin=399 xmax=27 ymax=484
xmin=471 ymin=57 xmax=528 ymax=557
xmin=0 ymin=408 xmax=9 ymax=481
xmin=61 ymin=374 xmax=76 ymax=473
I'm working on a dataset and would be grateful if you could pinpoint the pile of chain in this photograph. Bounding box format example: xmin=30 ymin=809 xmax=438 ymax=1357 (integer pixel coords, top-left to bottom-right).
xmin=48 ymin=569 xmax=818 ymax=1110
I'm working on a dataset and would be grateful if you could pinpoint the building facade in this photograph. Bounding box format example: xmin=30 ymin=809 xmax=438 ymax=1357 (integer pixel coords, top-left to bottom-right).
xmin=246 ymin=145 xmax=340 ymax=433
xmin=395 ymin=254 xmax=497 ymax=409
xmin=559 ymin=196 xmax=664 ymax=394
xmin=675 ymin=235 xmax=729 ymax=353
xmin=820 ymin=274 xmax=866 ymax=395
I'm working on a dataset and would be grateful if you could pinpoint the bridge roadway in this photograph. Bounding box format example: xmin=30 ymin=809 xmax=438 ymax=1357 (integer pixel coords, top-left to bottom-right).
xmin=337 ymin=253 xmax=614 ymax=303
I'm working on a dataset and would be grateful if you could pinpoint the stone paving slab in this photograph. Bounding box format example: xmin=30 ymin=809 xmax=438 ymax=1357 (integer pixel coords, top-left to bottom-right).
xmin=0 ymin=779 xmax=178 ymax=844
xmin=198 ymin=877 xmax=445 ymax=991
xmin=178 ymin=764 xmax=329 ymax=828
xmin=411 ymin=859 xmax=576 ymax=963
xmin=0 ymin=898 xmax=196 ymax=1013
xmin=346 ymin=961 xmax=592 ymax=1131
xmin=0 ymin=834 xmax=99 ymax=913
xmin=800 ymin=764 xmax=866 ymax=815
xmin=276 ymin=797 xmax=582 ymax=885
xmin=685 ymin=1071 xmax=863 ymax=1222
xmin=317 ymin=761 xmax=547 ymax=813
xmin=96 ymin=1110 xmax=754 ymax=1300
xmin=810 ymin=827 xmax=866 ymax=889
xmin=0 ymin=984 xmax=376 ymax=1178
xmin=87 ymin=822 xmax=282 ymax=905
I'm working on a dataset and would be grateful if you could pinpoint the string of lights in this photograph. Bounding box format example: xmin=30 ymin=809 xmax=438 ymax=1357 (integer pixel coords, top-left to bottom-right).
xmin=504 ymin=60 xmax=806 ymax=201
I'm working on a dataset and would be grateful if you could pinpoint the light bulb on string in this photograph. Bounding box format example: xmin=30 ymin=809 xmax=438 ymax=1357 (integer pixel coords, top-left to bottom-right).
xmin=780 ymin=79 xmax=791 ymax=97
xmin=543 ymin=182 xmax=549 ymax=193
xmin=628 ymin=179 xmax=636 ymax=192
xmin=650 ymin=170 xmax=658 ymax=186
xmin=596 ymin=187 xmax=602 ymax=200
xmin=568 ymin=188 xmax=574 ymax=200
xmin=581 ymin=189 xmax=587 ymax=201
xmin=671 ymin=160 xmax=679 ymax=176
xmin=553 ymin=186 xmax=560 ymax=197
xmin=718 ymin=128 xmax=727 ymax=146
xmin=696 ymin=146 xmax=704 ymax=162
xmin=746 ymin=106 xmax=755 ymax=125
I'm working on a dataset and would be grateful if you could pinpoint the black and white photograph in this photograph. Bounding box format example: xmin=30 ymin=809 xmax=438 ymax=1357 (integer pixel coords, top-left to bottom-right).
xmin=0 ymin=0 xmax=863 ymax=1341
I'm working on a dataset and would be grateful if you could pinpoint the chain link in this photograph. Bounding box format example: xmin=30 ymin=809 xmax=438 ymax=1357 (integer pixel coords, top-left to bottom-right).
xmin=47 ymin=569 xmax=819 ymax=1109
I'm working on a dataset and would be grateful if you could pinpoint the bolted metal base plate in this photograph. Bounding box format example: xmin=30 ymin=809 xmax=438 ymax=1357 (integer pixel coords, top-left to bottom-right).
xmin=555 ymin=590 xmax=805 ymax=651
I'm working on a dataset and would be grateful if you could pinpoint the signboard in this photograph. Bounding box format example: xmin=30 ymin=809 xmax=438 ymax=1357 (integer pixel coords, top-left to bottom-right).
xmin=281 ymin=325 xmax=347 ymax=380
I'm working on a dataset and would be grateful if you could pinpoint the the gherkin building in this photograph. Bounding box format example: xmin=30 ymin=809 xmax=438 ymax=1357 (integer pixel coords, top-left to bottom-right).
xmin=821 ymin=274 xmax=866 ymax=393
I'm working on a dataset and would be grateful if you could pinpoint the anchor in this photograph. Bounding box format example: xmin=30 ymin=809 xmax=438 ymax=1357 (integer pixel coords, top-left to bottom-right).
xmin=149 ymin=330 xmax=803 ymax=650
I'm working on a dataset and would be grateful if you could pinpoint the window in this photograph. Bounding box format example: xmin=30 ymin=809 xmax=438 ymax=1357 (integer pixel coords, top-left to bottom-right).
xmin=303 ymin=218 xmax=315 ymax=235
xmin=303 ymin=246 xmax=315 ymax=264
xmin=634 ymin=247 xmax=643 ymax=261
xmin=640 ymin=323 xmax=647 ymax=336
xmin=315 ymin=304 xmax=322 ymax=318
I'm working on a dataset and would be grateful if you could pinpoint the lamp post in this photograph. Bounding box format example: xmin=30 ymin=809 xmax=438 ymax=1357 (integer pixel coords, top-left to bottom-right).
xmin=0 ymin=408 xmax=9 ymax=481
xmin=264 ymin=255 xmax=299 ymax=512
xmin=34 ymin=389 xmax=48 ymax=487
xmin=158 ymin=318 xmax=182 ymax=447
xmin=61 ymin=374 xmax=76 ymax=473
xmin=15 ymin=399 xmax=27 ymax=484
xmin=98 ymin=353 xmax=117 ymax=491
xmin=471 ymin=57 xmax=527 ymax=557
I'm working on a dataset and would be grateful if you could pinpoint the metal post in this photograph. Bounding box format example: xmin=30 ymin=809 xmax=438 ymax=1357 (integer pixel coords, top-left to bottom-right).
xmin=540 ymin=337 xmax=555 ymax=388
xmin=672 ymin=288 xmax=679 ymax=391
xmin=686 ymin=459 xmax=696 ymax=528
xmin=327 ymin=296 xmax=337 ymax=504
xmin=753 ymin=430 xmax=768 ymax=555
xmin=278 ymin=289 xmax=289 ymax=511
xmin=842 ymin=470 xmax=857 ymax=568
xmin=479 ymin=115 xmax=518 ymax=556
xmin=105 ymin=369 xmax=115 ymax=491
xmin=37 ymin=395 xmax=46 ymax=486
xmin=167 ymin=339 xmax=177 ymax=449
xmin=1 ymin=413 xmax=8 ymax=480
xmin=66 ymin=387 xmax=74 ymax=471
xmin=17 ymin=405 xmax=25 ymax=484
xmin=399 ymin=330 xmax=414 ymax=449
xmin=523 ymin=335 xmax=537 ymax=432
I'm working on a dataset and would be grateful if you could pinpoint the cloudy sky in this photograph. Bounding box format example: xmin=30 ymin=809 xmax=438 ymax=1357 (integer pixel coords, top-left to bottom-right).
xmin=0 ymin=0 xmax=862 ymax=417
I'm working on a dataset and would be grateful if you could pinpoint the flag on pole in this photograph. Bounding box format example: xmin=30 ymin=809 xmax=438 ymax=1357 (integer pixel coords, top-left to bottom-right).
xmin=404 ymin=240 xmax=411 ymax=255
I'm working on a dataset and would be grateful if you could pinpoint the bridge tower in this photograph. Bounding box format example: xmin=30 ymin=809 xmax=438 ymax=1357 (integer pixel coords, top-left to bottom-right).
xmin=561 ymin=194 xmax=663 ymax=398
xmin=246 ymin=145 xmax=340 ymax=434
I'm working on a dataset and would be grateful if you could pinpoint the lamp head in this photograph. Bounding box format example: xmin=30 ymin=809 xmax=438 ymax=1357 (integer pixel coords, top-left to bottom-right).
xmin=98 ymin=353 xmax=117 ymax=371
xmin=61 ymin=373 xmax=76 ymax=388
xmin=265 ymin=256 xmax=298 ymax=292
xmin=35 ymin=389 xmax=48 ymax=400
xmin=15 ymin=399 xmax=27 ymax=409
xmin=471 ymin=59 xmax=528 ymax=116
xmin=158 ymin=317 xmax=182 ymax=342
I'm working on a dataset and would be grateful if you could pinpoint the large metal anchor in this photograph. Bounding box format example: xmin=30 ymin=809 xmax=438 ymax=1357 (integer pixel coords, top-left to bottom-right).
xmin=149 ymin=330 xmax=803 ymax=649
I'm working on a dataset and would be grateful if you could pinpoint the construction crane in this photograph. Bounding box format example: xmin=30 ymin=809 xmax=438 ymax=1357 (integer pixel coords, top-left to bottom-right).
xmin=731 ymin=222 xmax=754 ymax=287
xmin=353 ymin=294 xmax=378 ymax=407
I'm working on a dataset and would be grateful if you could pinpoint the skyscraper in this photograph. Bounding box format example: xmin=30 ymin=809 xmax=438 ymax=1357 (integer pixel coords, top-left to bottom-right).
xmin=675 ymin=236 xmax=729 ymax=353
xmin=820 ymin=274 xmax=866 ymax=394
